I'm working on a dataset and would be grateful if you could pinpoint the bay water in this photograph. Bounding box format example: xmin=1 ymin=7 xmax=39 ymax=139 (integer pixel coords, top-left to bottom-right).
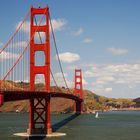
xmin=0 ymin=111 xmax=140 ymax=140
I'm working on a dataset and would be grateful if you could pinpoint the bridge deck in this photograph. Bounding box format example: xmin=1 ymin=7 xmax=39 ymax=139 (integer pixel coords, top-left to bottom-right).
xmin=0 ymin=91 xmax=83 ymax=102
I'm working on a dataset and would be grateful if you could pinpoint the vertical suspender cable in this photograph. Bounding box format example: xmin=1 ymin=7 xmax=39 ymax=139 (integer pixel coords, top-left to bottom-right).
xmin=34 ymin=16 xmax=61 ymax=92
xmin=49 ymin=12 xmax=72 ymax=94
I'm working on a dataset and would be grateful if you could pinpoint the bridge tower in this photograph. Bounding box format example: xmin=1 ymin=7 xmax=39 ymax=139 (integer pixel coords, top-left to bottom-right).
xmin=74 ymin=69 xmax=83 ymax=114
xmin=0 ymin=95 xmax=3 ymax=106
xmin=28 ymin=6 xmax=51 ymax=134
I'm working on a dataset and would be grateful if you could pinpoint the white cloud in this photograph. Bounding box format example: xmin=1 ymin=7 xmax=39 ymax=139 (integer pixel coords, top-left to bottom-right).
xmin=14 ymin=18 xmax=66 ymax=49
xmin=82 ymin=78 xmax=88 ymax=85
xmin=83 ymin=38 xmax=93 ymax=43
xmin=14 ymin=41 xmax=28 ymax=48
xmin=73 ymin=28 xmax=83 ymax=36
xmin=85 ymin=70 xmax=94 ymax=78
xmin=51 ymin=18 xmax=67 ymax=31
xmin=66 ymin=62 xmax=140 ymax=98
xmin=52 ymin=74 xmax=87 ymax=88
xmin=105 ymin=88 xmax=112 ymax=92
xmin=0 ymin=50 xmax=19 ymax=60
xmin=54 ymin=72 xmax=68 ymax=78
xmin=83 ymin=63 xmax=140 ymax=97
xmin=96 ymin=76 xmax=115 ymax=84
xmin=128 ymin=85 xmax=136 ymax=89
xmin=90 ymin=86 xmax=113 ymax=94
xmin=107 ymin=47 xmax=128 ymax=55
xmin=57 ymin=52 xmax=80 ymax=63
xmin=51 ymin=72 xmax=73 ymax=87
xmin=16 ymin=21 xmax=30 ymax=33
xmin=85 ymin=63 xmax=140 ymax=85
xmin=16 ymin=18 xmax=67 ymax=34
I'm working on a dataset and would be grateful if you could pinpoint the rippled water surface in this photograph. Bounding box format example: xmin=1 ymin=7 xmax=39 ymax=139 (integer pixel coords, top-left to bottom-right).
xmin=0 ymin=111 xmax=140 ymax=140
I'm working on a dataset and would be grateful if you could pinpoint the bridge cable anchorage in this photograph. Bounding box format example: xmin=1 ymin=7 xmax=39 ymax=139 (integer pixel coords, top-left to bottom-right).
xmin=34 ymin=16 xmax=62 ymax=93
xmin=0 ymin=10 xmax=30 ymax=55
xmin=48 ymin=12 xmax=72 ymax=94
xmin=0 ymin=10 xmax=46 ymax=84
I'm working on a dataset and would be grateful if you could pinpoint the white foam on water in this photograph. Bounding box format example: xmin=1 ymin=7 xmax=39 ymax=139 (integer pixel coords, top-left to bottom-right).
xmin=14 ymin=132 xmax=66 ymax=137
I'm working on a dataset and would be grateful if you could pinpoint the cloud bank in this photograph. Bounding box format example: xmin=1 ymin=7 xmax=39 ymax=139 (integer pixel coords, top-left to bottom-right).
xmin=107 ymin=47 xmax=128 ymax=55
xmin=57 ymin=52 xmax=80 ymax=63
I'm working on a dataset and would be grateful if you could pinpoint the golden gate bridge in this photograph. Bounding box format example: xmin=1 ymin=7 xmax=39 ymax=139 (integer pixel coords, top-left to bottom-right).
xmin=0 ymin=6 xmax=83 ymax=135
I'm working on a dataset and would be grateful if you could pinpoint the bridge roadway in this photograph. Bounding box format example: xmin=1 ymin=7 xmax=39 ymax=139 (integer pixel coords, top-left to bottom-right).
xmin=0 ymin=91 xmax=83 ymax=103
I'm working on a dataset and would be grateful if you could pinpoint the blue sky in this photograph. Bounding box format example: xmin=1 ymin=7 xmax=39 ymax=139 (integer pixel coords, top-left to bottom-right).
xmin=0 ymin=0 xmax=140 ymax=98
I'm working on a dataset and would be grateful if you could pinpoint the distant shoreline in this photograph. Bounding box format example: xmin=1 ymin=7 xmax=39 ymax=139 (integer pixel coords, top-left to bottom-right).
xmin=111 ymin=107 xmax=140 ymax=111
xmin=0 ymin=109 xmax=140 ymax=113
xmin=0 ymin=107 xmax=140 ymax=113
xmin=85 ymin=108 xmax=140 ymax=114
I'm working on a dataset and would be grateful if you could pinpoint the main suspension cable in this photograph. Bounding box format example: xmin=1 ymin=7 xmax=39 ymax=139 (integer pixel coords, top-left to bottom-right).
xmin=0 ymin=10 xmax=46 ymax=84
xmin=0 ymin=10 xmax=30 ymax=55
xmin=49 ymin=11 xmax=72 ymax=94
xmin=34 ymin=16 xmax=62 ymax=92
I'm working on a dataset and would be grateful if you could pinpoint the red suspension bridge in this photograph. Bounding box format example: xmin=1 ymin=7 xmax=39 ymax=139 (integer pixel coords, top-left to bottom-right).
xmin=0 ymin=6 xmax=83 ymax=135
